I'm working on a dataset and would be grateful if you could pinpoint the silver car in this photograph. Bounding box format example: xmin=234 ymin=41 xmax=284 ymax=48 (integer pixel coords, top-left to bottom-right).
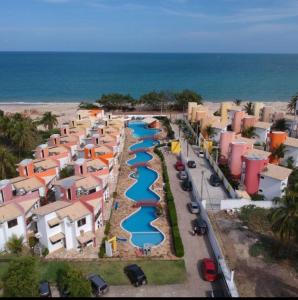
xmin=178 ymin=171 xmax=188 ymax=180
xmin=187 ymin=202 xmax=200 ymax=214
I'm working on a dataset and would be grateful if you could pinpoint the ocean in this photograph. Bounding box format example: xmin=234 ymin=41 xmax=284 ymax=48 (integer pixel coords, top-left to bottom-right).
xmin=0 ymin=52 xmax=297 ymax=103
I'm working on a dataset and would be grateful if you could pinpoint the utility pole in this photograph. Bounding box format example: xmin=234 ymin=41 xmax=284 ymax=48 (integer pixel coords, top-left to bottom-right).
xmin=201 ymin=170 xmax=205 ymax=201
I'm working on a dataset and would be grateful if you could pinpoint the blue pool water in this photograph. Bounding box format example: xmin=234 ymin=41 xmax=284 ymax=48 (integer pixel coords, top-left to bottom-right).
xmin=121 ymin=121 xmax=164 ymax=248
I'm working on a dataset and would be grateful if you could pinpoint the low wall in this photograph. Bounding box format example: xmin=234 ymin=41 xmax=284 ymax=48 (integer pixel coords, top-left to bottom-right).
xmin=220 ymin=198 xmax=277 ymax=210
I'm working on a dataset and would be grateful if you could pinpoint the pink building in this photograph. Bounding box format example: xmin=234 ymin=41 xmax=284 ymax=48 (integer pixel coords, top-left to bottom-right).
xmin=228 ymin=142 xmax=251 ymax=178
xmin=219 ymin=131 xmax=236 ymax=164
xmin=232 ymin=111 xmax=246 ymax=134
xmin=242 ymin=154 xmax=269 ymax=195
xmin=242 ymin=116 xmax=257 ymax=130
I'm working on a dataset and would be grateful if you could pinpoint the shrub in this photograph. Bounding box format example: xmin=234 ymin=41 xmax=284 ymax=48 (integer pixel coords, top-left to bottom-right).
xmin=3 ymin=256 xmax=39 ymax=297
xmin=5 ymin=235 xmax=24 ymax=255
xmin=154 ymin=146 xmax=184 ymax=258
xmin=42 ymin=248 xmax=49 ymax=257
xmin=250 ymin=193 xmax=265 ymax=201
xmin=28 ymin=236 xmax=38 ymax=248
xmin=249 ymin=242 xmax=265 ymax=257
xmin=104 ymin=221 xmax=111 ymax=236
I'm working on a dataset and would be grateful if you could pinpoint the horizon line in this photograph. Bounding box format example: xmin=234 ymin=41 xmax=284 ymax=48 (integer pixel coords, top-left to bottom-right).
xmin=1 ymin=50 xmax=298 ymax=55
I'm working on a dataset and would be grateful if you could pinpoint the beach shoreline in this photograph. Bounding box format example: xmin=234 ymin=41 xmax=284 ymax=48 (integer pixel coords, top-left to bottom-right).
xmin=0 ymin=101 xmax=291 ymax=126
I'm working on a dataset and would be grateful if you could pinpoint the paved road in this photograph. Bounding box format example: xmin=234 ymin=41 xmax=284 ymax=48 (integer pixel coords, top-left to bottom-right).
xmin=172 ymin=124 xmax=228 ymax=210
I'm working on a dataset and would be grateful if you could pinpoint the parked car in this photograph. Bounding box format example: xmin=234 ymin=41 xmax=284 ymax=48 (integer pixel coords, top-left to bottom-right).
xmin=124 ymin=264 xmax=147 ymax=287
xmin=202 ymin=258 xmax=218 ymax=282
xmin=87 ymin=274 xmax=109 ymax=296
xmin=175 ymin=160 xmax=185 ymax=171
xmin=210 ymin=174 xmax=222 ymax=187
xmin=178 ymin=170 xmax=188 ymax=180
xmin=208 ymin=289 xmax=226 ymax=297
xmin=39 ymin=281 xmax=52 ymax=298
xmin=182 ymin=179 xmax=192 ymax=191
xmin=187 ymin=160 xmax=196 ymax=168
xmin=199 ymin=150 xmax=205 ymax=157
xmin=187 ymin=201 xmax=200 ymax=214
xmin=193 ymin=217 xmax=208 ymax=235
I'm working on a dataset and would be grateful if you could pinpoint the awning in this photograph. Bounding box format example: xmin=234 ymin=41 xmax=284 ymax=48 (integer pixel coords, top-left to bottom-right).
xmin=49 ymin=232 xmax=65 ymax=243
xmin=47 ymin=217 xmax=61 ymax=227
xmin=77 ymin=231 xmax=95 ymax=244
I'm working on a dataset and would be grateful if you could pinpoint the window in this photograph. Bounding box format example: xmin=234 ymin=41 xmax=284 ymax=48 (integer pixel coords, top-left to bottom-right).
xmin=8 ymin=218 xmax=18 ymax=228
xmin=260 ymin=176 xmax=264 ymax=179
xmin=259 ymin=189 xmax=263 ymax=193
xmin=89 ymin=188 xmax=96 ymax=194
xmin=77 ymin=217 xmax=86 ymax=227
xmin=67 ymin=189 xmax=72 ymax=200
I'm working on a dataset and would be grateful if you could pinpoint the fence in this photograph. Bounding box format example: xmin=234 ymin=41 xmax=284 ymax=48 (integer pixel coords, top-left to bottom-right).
xmin=180 ymin=150 xmax=239 ymax=297
xmin=220 ymin=198 xmax=277 ymax=210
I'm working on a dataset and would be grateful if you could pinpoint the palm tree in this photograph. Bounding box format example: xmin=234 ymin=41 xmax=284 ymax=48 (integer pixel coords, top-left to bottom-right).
xmin=286 ymin=156 xmax=295 ymax=169
xmin=287 ymin=92 xmax=298 ymax=114
xmin=271 ymin=118 xmax=289 ymax=132
xmin=271 ymin=144 xmax=287 ymax=163
xmin=10 ymin=119 xmax=38 ymax=159
xmin=270 ymin=191 xmax=298 ymax=243
xmin=244 ymin=102 xmax=254 ymax=115
xmin=234 ymin=98 xmax=242 ymax=106
xmin=0 ymin=146 xmax=17 ymax=179
xmin=203 ymin=125 xmax=216 ymax=139
xmin=5 ymin=235 xmax=24 ymax=255
xmin=242 ymin=126 xmax=257 ymax=138
xmin=39 ymin=112 xmax=58 ymax=130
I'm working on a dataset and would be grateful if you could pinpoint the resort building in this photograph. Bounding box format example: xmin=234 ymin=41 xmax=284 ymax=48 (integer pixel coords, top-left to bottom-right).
xmin=210 ymin=122 xmax=227 ymax=143
xmin=261 ymin=106 xmax=274 ymax=122
xmin=258 ymin=164 xmax=292 ymax=201
xmin=231 ymin=111 xmax=246 ymax=133
xmin=253 ymin=122 xmax=272 ymax=144
xmin=0 ymin=202 xmax=27 ymax=252
xmin=281 ymin=137 xmax=298 ymax=167
xmin=33 ymin=200 xmax=96 ymax=253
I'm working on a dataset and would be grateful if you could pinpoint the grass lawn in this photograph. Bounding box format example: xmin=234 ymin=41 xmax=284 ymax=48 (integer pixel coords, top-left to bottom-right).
xmin=1 ymin=259 xmax=187 ymax=286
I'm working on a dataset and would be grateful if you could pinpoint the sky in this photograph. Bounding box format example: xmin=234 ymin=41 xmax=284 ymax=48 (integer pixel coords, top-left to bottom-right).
xmin=0 ymin=0 xmax=298 ymax=53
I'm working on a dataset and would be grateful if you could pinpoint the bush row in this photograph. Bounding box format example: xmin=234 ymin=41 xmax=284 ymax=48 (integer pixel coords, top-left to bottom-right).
xmin=154 ymin=147 xmax=184 ymax=257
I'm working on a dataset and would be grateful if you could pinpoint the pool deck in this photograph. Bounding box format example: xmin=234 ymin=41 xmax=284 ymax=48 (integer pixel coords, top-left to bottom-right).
xmin=109 ymin=126 xmax=176 ymax=259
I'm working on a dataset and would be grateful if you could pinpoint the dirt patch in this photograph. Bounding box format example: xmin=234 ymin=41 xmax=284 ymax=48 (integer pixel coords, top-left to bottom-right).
xmin=209 ymin=211 xmax=298 ymax=297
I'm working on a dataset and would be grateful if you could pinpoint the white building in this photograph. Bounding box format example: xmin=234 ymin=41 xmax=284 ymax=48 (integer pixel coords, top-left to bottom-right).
xmin=0 ymin=203 xmax=26 ymax=252
xmin=282 ymin=137 xmax=298 ymax=167
xmin=211 ymin=123 xmax=227 ymax=143
xmin=258 ymin=164 xmax=292 ymax=201
xmin=253 ymin=121 xmax=272 ymax=144
xmin=33 ymin=201 xmax=95 ymax=253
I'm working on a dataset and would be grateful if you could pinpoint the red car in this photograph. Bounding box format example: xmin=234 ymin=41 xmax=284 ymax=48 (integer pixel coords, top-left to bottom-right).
xmin=202 ymin=258 xmax=218 ymax=282
xmin=175 ymin=161 xmax=185 ymax=171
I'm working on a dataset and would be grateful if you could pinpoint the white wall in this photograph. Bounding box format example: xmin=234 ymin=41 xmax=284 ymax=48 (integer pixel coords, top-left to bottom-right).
xmin=0 ymin=216 xmax=26 ymax=252
xmin=282 ymin=145 xmax=298 ymax=167
xmin=219 ymin=198 xmax=278 ymax=210
xmin=259 ymin=176 xmax=287 ymax=201
xmin=254 ymin=127 xmax=269 ymax=144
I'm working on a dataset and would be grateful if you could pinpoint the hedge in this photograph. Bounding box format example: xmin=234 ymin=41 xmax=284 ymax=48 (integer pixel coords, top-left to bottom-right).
xmin=154 ymin=147 xmax=184 ymax=257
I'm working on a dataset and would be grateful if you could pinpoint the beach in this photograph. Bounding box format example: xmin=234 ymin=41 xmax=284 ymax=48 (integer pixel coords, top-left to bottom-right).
xmin=0 ymin=101 xmax=291 ymax=126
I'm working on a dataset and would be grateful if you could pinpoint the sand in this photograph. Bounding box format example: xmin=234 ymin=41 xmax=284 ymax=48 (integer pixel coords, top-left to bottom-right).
xmin=0 ymin=101 xmax=291 ymax=126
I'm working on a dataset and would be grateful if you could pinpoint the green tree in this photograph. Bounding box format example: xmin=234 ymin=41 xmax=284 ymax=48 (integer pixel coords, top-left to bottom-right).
xmin=234 ymin=98 xmax=242 ymax=106
xmin=244 ymin=101 xmax=255 ymax=115
xmin=287 ymin=167 xmax=298 ymax=192
xmin=79 ymin=102 xmax=99 ymax=109
xmin=139 ymin=91 xmax=166 ymax=111
xmin=39 ymin=111 xmax=58 ymax=130
xmin=10 ymin=118 xmax=39 ymax=159
xmin=270 ymin=191 xmax=298 ymax=242
xmin=97 ymin=93 xmax=136 ymax=111
xmin=287 ymin=92 xmax=298 ymax=114
xmin=271 ymin=144 xmax=287 ymax=162
xmin=203 ymin=125 xmax=216 ymax=139
xmin=3 ymin=256 xmax=39 ymax=297
xmin=57 ymin=264 xmax=91 ymax=297
xmin=0 ymin=146 xmax=17 ymax=179
xmin=59 ymin=166 xmax=75 ymax=179
xmin=5 ymin=234 xmax=24 ymax=255
xmin=286 ymin=156 xmax=295 ymax=169
xmin=271 ymin=118 xmax=289 ymax=132
xmin=174 ymin=89 xmax=203 ymax=111
xmin=242 ymin=126 xmax=257 ymax=138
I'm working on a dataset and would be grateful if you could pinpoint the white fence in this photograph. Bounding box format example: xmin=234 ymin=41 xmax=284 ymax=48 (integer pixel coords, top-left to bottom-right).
xmin=220 ymin=198 xmax=277 ymax=210
xmin=180 ymin=151 xmax=239 ymax=298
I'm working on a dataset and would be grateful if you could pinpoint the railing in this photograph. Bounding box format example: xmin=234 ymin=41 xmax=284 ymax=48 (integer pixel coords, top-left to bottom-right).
xmin=132 ymin=201 xmax=160 ymax=208
xmin=128 ymin=147 xmax=151 ymax=154
xmin=130 ymin=162 xmax=148 ymax=168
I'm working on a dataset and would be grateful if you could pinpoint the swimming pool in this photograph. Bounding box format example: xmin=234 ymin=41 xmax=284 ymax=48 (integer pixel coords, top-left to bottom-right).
xmin=121 ymin=121 xmax=165 ymax=248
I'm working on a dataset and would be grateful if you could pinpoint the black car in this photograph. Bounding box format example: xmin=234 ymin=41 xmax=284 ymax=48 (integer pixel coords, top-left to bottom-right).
xmin=124 ymin=264 xmax=147 ymax=287
xmin=39 ymin=281 xmax=52 ymax=298
xmin=182 ymin=180 xmax=193 ymax=191
xmin=193 ymin=217 xmax=208 ymax=235
xmin=210 ymin=174 xmax=222 ymax=187
xmin=187 ymin=160 xmax=197 ymax=168
xmin=88 ymin=274 xmax=109 ymax=296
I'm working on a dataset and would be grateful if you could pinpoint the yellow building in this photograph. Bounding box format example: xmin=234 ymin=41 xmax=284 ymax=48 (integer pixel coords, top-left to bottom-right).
xmin=220 ymin=102 xmax=233 ymax=123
